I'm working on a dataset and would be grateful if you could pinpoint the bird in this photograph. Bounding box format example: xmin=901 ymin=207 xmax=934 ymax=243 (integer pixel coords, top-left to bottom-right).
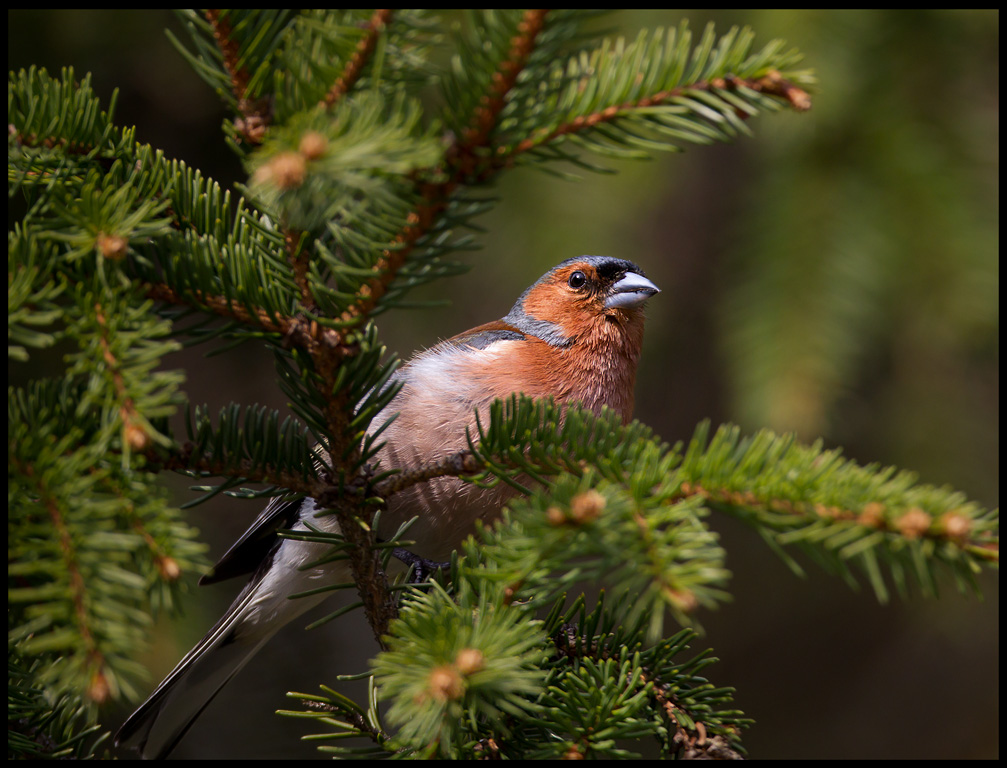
xmin=115 ymin=255 xmax=659 ymax=758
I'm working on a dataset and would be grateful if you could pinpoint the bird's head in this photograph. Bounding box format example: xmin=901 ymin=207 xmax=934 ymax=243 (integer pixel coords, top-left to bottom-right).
xmin=504 ymin=256 xmax=660 ymax=348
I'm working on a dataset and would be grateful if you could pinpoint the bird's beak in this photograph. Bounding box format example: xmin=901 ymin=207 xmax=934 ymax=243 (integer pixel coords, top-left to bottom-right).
xmin=605 ymin=271 xmax=660 ymax=309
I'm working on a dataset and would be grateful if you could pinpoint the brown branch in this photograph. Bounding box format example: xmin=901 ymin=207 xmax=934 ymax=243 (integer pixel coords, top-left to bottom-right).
xmin=337 ymin=10 xmax=551 ymax=328
xmin=95 ymin=302 xmax=149 ymax=451
xmin=48 ymin=490 xmax=111 ymax=703
xmin=678 ymin=482 xmax=998 ymax=558
xmin=204 ymin=9 xmax=271 ymax=145
xmin=460 ymin=9 xmax=549 ymax=151
xmin=657 ymin=680 xmax=744 ymax=760
xmin=129 ymin=516 xmax=181 ymax=582
xmin=551 ymin=622 xmax=741 ymax=758
xmin=143 ymin=281 xmax=356 ymax=360
xmin=290 ymin=695 xmax=387 ymax=745
xmin=336 ymin=186 xmax=449 ymax=327
xmin=331 ymin=502 xmax=398 ymax=649
xmin=509 ymin=70 xmax=812 ymax=159
xmin=204 ymin=10 xmax=251 ymax=105
xmin=154 ymin=445 xmax=329 ymax=500
xmin=743 ymin=69 xmax=812 ymax=111
xmin=145 ymin=280 xmax=290 ymax=331
xmin=373 ymin=449 xmax=483 ymax=499
xmin=9 ymin=126 xmax=95 ymax=155
xmin=284 ymin=228 xmax=318 ymax=314
xmin=13 ymin=456 xmax=110 ymax=704
xmin=321 ymin=9 xmax=395 ymax=109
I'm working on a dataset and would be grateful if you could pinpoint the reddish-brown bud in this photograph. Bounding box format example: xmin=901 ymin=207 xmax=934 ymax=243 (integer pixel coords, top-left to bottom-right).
xmin=96 ymin=232 xmax=128 ymax=260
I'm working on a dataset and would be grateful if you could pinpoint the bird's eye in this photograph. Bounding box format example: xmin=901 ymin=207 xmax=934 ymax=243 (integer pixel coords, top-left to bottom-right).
xmin=568 ymin=271 xmax=587 ymax=289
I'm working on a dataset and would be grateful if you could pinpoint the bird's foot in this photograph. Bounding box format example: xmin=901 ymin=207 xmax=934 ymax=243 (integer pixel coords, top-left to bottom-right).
xmin=392 ymin=548 xmax=450 ymax=584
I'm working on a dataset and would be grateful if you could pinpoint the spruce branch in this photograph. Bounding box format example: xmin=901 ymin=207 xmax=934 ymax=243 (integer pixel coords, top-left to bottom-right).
xmin=10 ymin=128 xmax=106 ymax=157
xmin=7 ymin=66 xmax=121 ymax=163
xmin=333 ymin=184 xmax=450 ymax=328
xmin=279 ymin=680 xmax=390 ymax=757
xmin=192 ymin=9 xmax=287 ymax=144
xmin=20 ymin=457 xmax=109 ymax=703
xmin=8 ymin=654 xmax=108 ymax=759
xmin=372 ymin=448 xmax=481 ymax=499
xmin=8 ymin=230 xmax=65 ymax=361
xmin=93 ymin=301 xmax=147 ymax=456
xmin=508 ymin=68 xmax=810 ymax=161
xmin=171 ymin=402 xmax=322 ymax=492
xmin=203 ymin=9 xmax=252 ymax=108
xmin=330 ymin=500 xmax=399 ymax=647
xmin=332 ymin=10 xmax=555 ymax=327
xmin=331 ymin=11 xmax=587 ymax=326
xmin=9 ymin=377 xmax=205 ymax=710
xmin=498 ymin=23 xmax=813 ymax=167
xmin=143 ymin=281 xmax=297 ymax=339
xmin=321 ymin=9 xmax=395 ymax=109
xmin=458 ymin=397 xmax=996 ymax=611
xmin=457 ymin=9 xmax=550 ymax=154
xmin=544 ymin=607 xmax=748 ymax=759
xmin=284 ymin=228 xmax=316 ymax=314
xmin=153 ymin=450 xmax=323 ymax=506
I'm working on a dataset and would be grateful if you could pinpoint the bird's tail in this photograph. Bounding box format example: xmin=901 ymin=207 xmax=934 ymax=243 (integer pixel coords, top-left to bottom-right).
xmin=114 ymin=575 xmax=327 ymax=759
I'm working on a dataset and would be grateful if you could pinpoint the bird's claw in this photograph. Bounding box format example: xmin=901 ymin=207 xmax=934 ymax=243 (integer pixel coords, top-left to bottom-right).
xmin=392 ymin=547 xmax=450 ymax=583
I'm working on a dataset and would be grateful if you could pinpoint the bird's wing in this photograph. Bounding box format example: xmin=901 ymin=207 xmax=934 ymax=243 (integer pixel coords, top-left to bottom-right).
xmin=198 ymin=495 xmax=305 ymax=586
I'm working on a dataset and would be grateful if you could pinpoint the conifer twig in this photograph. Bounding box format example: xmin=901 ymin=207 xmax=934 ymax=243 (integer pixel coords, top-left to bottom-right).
xmin=373 ymin=449 xmax=483 ymax=498
xmin=678 ymin=481 xmax=997 ymax=557
xmin=508 ymin=70 xmax=811 ymax=159
xmin=284 ymin=228 xmax=317 ymax=314
xmin=14 ymin=456 xmax=108 ymax=703
xmin=204 ymin=9 xmax=250 ymax=105
xmin=321 ymin=9 xmax=395 ymax=109
xmin=550 ymin=624 xmax=743 ymax=759
xmin=9 ymin=128 xmax=95 ymax=155
xmin=153 ymin=447 xmax=327 ymax=499
xmin=458 ymin=9 xmax=549 ymax=153
xmin=204 ymin=9 xmax=271 ymax=144
xmin=143 ymin=281 xmax=355 ymax=358
xmin=337 ymin=10 xmax=549 ymax=328
xmin=94 ymin=302 xmax=146 ymax=450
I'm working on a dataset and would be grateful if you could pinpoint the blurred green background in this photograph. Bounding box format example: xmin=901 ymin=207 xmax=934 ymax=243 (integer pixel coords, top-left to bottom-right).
xmin=9 ymin=9 xmax=997 ymax=759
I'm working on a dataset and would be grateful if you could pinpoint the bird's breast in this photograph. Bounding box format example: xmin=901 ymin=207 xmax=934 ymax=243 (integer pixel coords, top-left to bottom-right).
xmin=367 ymin=325 xmax=642 ymax=555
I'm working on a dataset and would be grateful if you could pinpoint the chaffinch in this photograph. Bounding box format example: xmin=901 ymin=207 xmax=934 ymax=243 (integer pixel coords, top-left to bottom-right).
xmin=116 ymin=256 xmax=659 ymax=757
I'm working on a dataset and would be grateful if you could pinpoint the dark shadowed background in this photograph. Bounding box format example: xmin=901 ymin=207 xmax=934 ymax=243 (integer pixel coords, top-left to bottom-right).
xmin=9 ymin=9 xmax=997 ymax=759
